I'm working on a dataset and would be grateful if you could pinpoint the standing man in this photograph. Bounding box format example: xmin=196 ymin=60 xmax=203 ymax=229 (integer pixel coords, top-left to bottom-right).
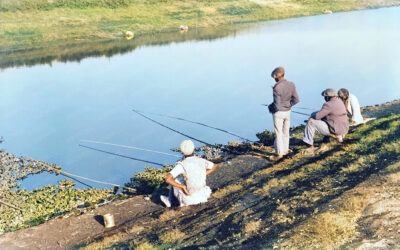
xmin=268 ymin=66 xmax=300 ymax=160
xmin=303 ymin=88 xmax=349 ymax=152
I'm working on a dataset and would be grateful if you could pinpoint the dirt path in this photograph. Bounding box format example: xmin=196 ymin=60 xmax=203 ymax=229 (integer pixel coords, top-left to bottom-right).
xmin=0 ymin=196 xmax=161 ymax=249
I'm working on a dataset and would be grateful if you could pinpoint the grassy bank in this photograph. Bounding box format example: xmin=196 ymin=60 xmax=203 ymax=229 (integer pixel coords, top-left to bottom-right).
xmin=76 ymin=102 xmax=400 ymax=249
xmin=1 ymin=0 xmax=399 ymax=51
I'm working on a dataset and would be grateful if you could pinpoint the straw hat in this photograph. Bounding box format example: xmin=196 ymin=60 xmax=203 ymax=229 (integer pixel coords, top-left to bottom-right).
xmin=180 ymin=140 xmax=195 ymax=156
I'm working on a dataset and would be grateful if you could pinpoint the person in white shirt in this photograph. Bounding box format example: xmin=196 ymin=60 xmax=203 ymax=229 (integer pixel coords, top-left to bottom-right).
xmin=160 ymin=140 xmax=218 ymax=207
xmin=338 ymin=88 xmax=364 ymax=125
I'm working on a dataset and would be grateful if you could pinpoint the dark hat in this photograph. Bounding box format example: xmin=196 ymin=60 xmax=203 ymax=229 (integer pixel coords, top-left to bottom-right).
xmin=321 ymin=88 xmax=337 ymax=97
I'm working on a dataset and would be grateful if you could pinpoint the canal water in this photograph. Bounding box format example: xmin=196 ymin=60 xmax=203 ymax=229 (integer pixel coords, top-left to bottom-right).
xmin=0 ymin=7 xmax=399 ymax=189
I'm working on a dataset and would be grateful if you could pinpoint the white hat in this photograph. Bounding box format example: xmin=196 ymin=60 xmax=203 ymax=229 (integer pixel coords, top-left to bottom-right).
xmin=180 ymin=140 xmax=195 ymax=156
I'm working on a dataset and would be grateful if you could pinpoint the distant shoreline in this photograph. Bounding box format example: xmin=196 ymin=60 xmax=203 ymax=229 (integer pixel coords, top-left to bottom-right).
xmin=1 ymin=1 xmax=399 ymax=52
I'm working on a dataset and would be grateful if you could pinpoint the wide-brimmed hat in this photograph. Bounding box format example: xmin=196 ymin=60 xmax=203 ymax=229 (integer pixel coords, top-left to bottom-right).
xmin=180 ymin=140 xmax=195 ymax=156
xmin=321 ymin=88 xmax=337 ymax=97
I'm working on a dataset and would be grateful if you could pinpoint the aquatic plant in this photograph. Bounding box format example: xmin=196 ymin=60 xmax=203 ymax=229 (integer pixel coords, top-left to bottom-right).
xmin=124 ymin=165 xmax=173 ymax=195
xmin=0 ymin=180 xmax=114 ymax=233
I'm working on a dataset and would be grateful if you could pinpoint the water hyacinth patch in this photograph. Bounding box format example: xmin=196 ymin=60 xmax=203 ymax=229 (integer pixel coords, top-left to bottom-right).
xmin=0 ymin=180 xmax=114 ymax=233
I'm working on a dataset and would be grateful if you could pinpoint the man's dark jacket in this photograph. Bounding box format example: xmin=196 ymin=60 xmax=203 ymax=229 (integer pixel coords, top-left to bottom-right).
xmin=314 ymin=97 xmax=349 ymax=135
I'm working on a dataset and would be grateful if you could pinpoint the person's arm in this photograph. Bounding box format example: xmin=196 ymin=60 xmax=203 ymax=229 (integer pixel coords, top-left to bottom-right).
xmin=165 ymin=173 xmax=190 ymax=195
xmin=206 ymin=163 xmax=220 ymax=176
xmin=272 ymin=87 xmax=281 ymax=107
xmin=315 ymin=103 xmax=330 ymax=120
xmin=290 ymin=84 xmax=300 ymax=107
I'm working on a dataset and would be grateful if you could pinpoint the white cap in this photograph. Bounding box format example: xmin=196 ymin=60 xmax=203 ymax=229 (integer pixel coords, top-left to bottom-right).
xmin=180 ymin=140 xmax=195 ymax=156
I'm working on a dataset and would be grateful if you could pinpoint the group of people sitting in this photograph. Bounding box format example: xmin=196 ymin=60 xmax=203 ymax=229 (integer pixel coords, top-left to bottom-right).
xmin=160 ymin=66 xmax=364 ymax=208
xmin=268 ymin=66 xmax=364 ymax=159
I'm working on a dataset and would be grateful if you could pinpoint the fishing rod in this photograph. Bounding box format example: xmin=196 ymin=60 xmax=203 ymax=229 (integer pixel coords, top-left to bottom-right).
xmin=292 ymin=110 xmax=311 ymax=117
xmin=60 ymin=173 xmax=93 ymax=188
xmin=133 ymin=110 xmax=254 ymax=142
xmin=0 ymin=200 xmax=22 ymax=211
xmin=293 ymin=107 xmax=315 ymax=111
xmin=81 ymin=139 xmax=181 ymax=158
xmin=79 ymin=144 xmax=165 ymax=167
xmin=261 ymin=104 xmax=310 ymax=117
xmin=132 ymin=109 xmax=213 ymax=146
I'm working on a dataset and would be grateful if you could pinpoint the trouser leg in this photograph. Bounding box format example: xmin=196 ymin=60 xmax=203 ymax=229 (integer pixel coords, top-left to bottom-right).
xmin=273 ymin=112 xmax=284 ymax=155
xmin=282 ymin=112 xmax=291 ymax=154
xmin=303 ymin=119 xmax=331 ymax=146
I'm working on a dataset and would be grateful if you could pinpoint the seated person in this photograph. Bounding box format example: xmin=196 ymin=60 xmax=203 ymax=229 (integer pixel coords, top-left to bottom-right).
xmin=160 ymin=140 xmax=218 ymax=207
xmin=338 ymin=88 xmax=364 ymax=125
xmin=303 ymin=88 xmax=349 ymax=150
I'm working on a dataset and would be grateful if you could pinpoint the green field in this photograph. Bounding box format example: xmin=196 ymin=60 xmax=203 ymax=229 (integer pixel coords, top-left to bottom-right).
xmin=1 ymin=0 xmax=399 ymax=51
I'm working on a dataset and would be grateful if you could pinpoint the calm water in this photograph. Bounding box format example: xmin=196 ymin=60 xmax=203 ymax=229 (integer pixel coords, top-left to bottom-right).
xmin=1 ymin=7 xmax=399 ymax=189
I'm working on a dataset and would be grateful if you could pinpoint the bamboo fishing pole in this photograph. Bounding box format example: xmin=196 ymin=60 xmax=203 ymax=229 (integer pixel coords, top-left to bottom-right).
xmin=80 ymin=139 xmax=181 ymax=158
xmin=261 ymin=104 xmax=310 ymax=117
xmin=79 ymin=144 xmax=166 ymax=167
xmin=133 ymin=110 xmax=254 ymax=142
xmin=0 ymin=200 xmax=22 ymax=211
xmin=132 ymin=109 xmax=213 ymax=146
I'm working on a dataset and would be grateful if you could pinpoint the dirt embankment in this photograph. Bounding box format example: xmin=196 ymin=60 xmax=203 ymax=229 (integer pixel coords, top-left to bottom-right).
xmin=0 ymin=100 xmax=399 ymax=249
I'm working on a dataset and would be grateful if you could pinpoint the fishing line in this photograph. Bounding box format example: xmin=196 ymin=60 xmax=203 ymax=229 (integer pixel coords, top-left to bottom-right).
xmin=132 ymin=109 xmax=213 ymax=146
xmin=81 ymin=139 xmax=180 ymax=158
xmin=134 ymin=110 xmax=253 ymax=142
xmin=79 ymin=144 xmax=165 ymax=167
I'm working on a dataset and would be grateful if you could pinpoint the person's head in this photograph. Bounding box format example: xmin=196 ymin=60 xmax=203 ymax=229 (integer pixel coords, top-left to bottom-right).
xmin=338 ymin=88 xmax=349 ymax=100
xmin=180 ymin=140 xmax=195 ymax=156
xmin=271 ymin=66 xmax=285 ymax=82
xmin=321 ymin=88 xmax=337 ymax=102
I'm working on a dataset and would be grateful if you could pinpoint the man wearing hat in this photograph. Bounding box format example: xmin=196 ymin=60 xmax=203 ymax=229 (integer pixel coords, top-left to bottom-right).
xmin=303 ymin=88 xmax=349 ymax=150
xmin=160 ymin=140 xmax=218 ymax=207
xmin=268 ymin=66 xmax=300 ymax=160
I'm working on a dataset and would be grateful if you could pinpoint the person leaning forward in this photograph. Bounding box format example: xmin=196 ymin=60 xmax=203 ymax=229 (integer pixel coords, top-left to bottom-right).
xmin=268 ymin=66 xmax=300 ymax=160
xmin=160 ymin=140 xmax=219 ymax=208
xmin=303 ymin=88 xmax=349 ymax=151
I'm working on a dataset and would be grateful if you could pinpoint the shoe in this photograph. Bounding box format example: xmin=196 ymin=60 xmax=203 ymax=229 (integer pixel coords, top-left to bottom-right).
xmin=269 ymin=154 xmax=283 ymax=161
xmin=301 ymin=146 xmax=316 ymax=155
xmin=160 ymin=195 xmax=171 ymax=208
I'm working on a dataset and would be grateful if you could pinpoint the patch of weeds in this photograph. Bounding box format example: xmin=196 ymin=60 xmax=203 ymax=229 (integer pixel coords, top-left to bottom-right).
xmin=243 ymin=220 xmax=261 ymax=235
xmin=159 ymin=228 xmax=186 ymax=244
xmin=124 ymin=165 xmax=173 ymax=195
xmin=133 ymin=240 xmax=157 ymax=250
xmin=168 ymin=9 xmax=203 ymax=20
xmin=213 ymin=183 xmax=243 ymax=199
xmin=218 ymin=5 xmax=255 ymax=16
xmin=256 ymin=129 xmax=275 ymax=146
xmin=4 ymin=29 xmax=43 ymax=42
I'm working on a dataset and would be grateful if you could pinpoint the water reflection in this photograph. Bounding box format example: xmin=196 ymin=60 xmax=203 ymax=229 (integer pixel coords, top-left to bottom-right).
xmin=0 ymin=24 xmax=251 ymax=70
xmin=1 ymin=7 xmax=399 ymax=190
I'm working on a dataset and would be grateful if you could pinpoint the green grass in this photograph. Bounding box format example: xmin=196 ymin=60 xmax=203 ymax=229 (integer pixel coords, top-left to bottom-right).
xmin=1 ymin=0 xmax=399 ymax=51
xmin=124 ymin=113 xmax=400 ymax=249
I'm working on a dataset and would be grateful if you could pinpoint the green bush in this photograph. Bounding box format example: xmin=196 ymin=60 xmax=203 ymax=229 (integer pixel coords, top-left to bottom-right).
xmin=256 ymin=130 xmax=275 ymax=146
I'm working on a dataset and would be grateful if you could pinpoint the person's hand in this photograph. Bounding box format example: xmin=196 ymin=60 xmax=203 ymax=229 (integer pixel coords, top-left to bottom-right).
xmin=181 ymin=186 xmax=190 ymax=195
